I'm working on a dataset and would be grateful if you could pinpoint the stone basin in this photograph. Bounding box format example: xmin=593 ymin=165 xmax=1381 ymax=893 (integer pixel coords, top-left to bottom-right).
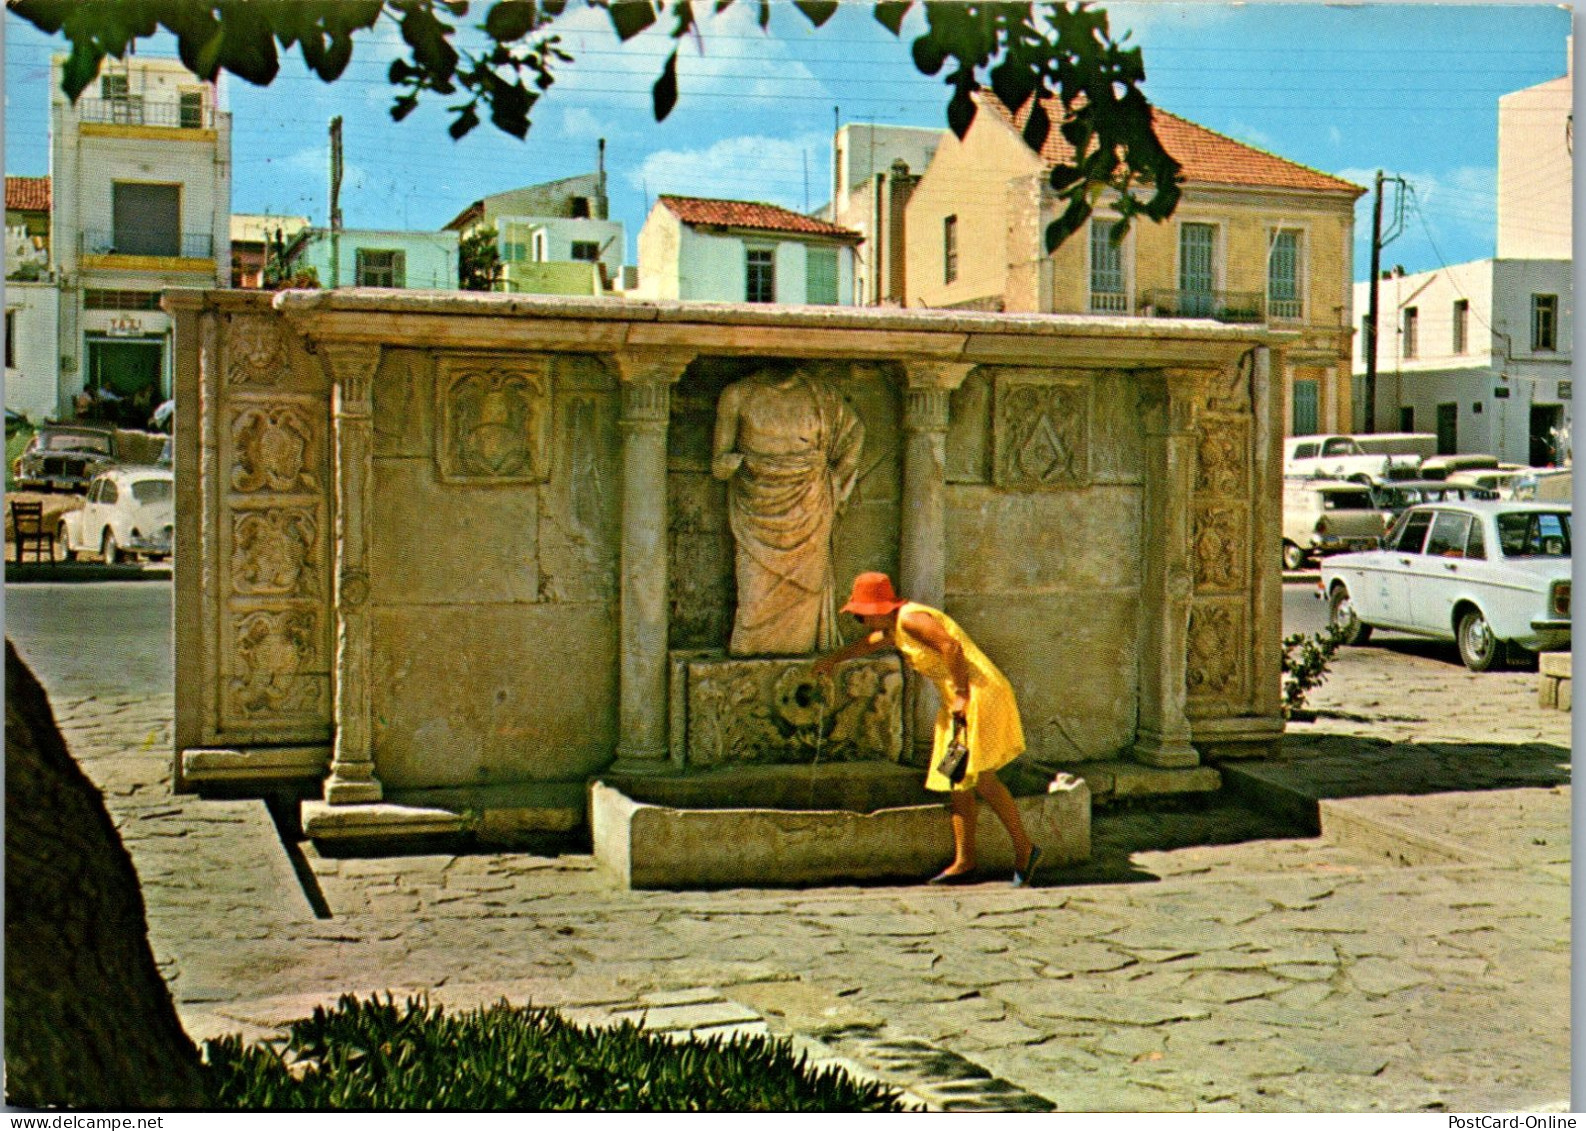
xmin=590 ymin=768 xmax=1090 ymax=890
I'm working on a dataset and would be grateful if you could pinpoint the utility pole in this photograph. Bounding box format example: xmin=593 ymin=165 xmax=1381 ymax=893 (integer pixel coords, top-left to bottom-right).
xmin=329 ymin=116 xmax=343 ymax=288
xmin=1364 ymin=171 xmax=1384 ymax=434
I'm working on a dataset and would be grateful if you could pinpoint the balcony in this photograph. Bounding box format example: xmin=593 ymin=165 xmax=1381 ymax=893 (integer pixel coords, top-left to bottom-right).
xmin=1142 ymin=288 xmax=1265 ymax=324
xmin=77 ymin=97 xmax=215 ymax=130
xmin=81 ymin=229 xmax=213 ymax=260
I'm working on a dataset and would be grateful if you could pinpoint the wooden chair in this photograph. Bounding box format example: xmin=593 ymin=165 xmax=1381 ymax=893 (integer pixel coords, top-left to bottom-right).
xmin=10 ymin=500 xmax=55 ymax=564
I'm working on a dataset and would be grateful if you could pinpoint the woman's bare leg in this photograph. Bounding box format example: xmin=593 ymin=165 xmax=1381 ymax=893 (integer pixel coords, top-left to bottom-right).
xmin=976 ymin=772 xmax=1034 ymax=870
xmin=941 ymin=789 xmax=978 ymax=875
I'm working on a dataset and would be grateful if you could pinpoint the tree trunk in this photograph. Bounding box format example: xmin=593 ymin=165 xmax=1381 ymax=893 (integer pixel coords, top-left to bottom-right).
xmin=4 ymin=639 xmax=207 ymax=1109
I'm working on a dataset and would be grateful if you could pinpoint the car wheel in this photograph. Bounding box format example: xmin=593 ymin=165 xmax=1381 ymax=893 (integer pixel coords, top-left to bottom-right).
xmin=101 ymin=529 xmax=121 ymax=565
xmin=1456 ymin=607 xmax=1501 ymax=672
xmin=1328 ymin=585 xmax=1372 ymax=646
xmin=57 ymin=521 xmax=76 ymax=562
xmin=1282 ymin=541 xmax=1309 ymax=572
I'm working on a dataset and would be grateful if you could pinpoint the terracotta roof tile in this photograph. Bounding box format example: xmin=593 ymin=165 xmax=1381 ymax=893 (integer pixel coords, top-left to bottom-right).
xmin=985 ymin=96 xmax=1364 ymax=197
xmin=660 ymin=195 xmax=861 ymax=240
xmin=6 ymin=176 xmax=51 ymax=212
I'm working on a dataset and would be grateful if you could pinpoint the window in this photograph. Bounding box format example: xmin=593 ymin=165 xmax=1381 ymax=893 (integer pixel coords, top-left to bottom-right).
xmin=570 ymin=241 xmax=601 ymax=262
xmin=1360 ymin=315 xmax=1372 ymax=362
xmin=1088 ymin=219 xmax=1126 ymax=313
xmin=1497 ymin=511 xmax=1571 ymax=558
xmin=943 ymin=216 xmax=958 ymax=284
xmin=4 ymin=310 xmax=14 ymax=369
xmin=1399 ymin=406 xmax=1415 ymax=431
xmin=1179 ymin=222 xmax=1216 ymax=316
xmin=807 ymin=246 xmax=839 ymax=306
xmin=356 ymin=249 xmax=404 ymax=288
xmin=1292 ymin=378 xmax=1319 ymax=435
xmin=100 ymin=480 xmax=120 ymax=506
xmin=179 ymin=90 xmax=204 ymax=129
xmin=570 ymin=197 xmax=591 ymax=219
xmin=1436 ymin=402 xmax=1457 ymax=455
xmin=1532 ymin=294 xmax=1558 ymax=351
xmin=531 ymin=231 xmax=548 ymax=262
xmin=1466 ymin=519 xmax=1487 ymax=560
xmin=1452 ymin=299 xmax=1469 ymax=353
xmin=1425 ymin=511 xmax=1473 ymax=558
xmin=100 ymin=74 xmax=129 ymax=100
xmin=746 ymin=247 xmax=776 ymax=303
xmin=84 ymin=290 xmax=162 ymax=311
xmin=112 ymin=182 xmax=180 ymax=256
xmin=1402 ymin=306 xmax=1419 ymax=359
xmin=1292 ymin=442 xmax=1318 ymax=459
xmin=1267 ymin=229 xmax=1301 ymax=319
xmin=1392 ymin=509 xmax=1434 ymax=554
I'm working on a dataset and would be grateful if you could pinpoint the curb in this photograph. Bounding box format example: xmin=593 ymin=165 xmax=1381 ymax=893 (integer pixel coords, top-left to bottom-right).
xmin=5 ymin=561 xmax=171 ymax=583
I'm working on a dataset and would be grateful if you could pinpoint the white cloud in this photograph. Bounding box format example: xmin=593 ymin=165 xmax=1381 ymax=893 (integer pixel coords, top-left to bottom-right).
xmin=1338 ymin=164 xmax=1498 ymax=272
xmin=631 ymin=131 xmax=832 ymax=210
xmin=1226 ymin=120 xmax=1275 ymax=151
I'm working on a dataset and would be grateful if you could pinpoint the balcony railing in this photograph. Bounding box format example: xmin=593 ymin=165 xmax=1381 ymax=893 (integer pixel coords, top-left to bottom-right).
xmin=77 ymin=97 xmax=215 ymax=130
xmin=1142 ymin=288 xmax=1265 ymax=324
xmin=1268 ymin=297 xmax=1304 ymax=321
xmin=1089 ymin=291 xmax=1129 ymax=314
xmin=81 ymin=229 xmax=213 ymax=259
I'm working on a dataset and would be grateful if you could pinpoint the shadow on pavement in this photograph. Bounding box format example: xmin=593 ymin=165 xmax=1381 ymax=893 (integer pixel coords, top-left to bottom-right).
xmin=1262 ymin=735 xmax=1570 ymax=798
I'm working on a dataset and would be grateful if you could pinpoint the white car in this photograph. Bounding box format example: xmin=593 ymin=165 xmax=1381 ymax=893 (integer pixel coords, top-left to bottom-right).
xmin=1285 ymin=435 xmax=1421 ymax=485
xmin=1320 ymin=501 xmax=1571 ymax=671
xmin=58 ymin=466 xmax=174 ymax=563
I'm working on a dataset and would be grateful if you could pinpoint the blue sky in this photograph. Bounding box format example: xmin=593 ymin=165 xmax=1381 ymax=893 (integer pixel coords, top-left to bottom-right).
xmin=4 ymin=2 xmax=1572 ymax=279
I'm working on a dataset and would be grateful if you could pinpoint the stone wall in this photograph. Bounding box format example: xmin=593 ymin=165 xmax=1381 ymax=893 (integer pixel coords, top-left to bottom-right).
xmin=167 ymin=290 xmax=1290 ymax=809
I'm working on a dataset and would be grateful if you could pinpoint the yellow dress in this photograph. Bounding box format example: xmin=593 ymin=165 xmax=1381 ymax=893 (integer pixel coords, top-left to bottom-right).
xmin=892 ymin=602 xmax=1026 ymax=793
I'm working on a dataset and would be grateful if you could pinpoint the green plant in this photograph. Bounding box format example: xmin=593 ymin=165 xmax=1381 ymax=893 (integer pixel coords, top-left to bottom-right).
xmin=1280 ymin=624 xmax=1348 ymax=718
xmin=6 ymin=422 xmax=37 ymax=491
xmin=202 ymin=993 xmax=912 ymax=1112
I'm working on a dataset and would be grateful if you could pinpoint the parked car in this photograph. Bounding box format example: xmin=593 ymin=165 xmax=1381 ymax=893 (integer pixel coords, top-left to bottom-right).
xmin=11 ymin=422 xmax=119 ymax=492
xmin=1321 ymin=501 xmax=1571 ymax=671
xmin=1511 ymin=467 xmax=1571 ymax=503
xmin=1282 ymin=479 xmax=1389 ymax=570
xmin=57 ymin=465 xmax=174 ymax=563
xmin=1417 ymin=453 xmax=1499 ymax=481
xmin=1284 ymin=435 xmax=1421 ymax=485
xmin=1372 ymin=480 xmax=1500 ymax=521
xmin=1444 ymin=468 xmax=1533 ymax=499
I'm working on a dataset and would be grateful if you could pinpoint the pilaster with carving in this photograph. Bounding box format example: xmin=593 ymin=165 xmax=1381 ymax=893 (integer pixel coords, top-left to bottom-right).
xmin=899 ymin=361 xmax=973 ymax=761
xmin=1133 ymin=377 xmax=1199 ymax=768
xmin=610 ymin=348 xmax=695 ymax=774
xmin=321 ymin=342 xmax=384 ymax=804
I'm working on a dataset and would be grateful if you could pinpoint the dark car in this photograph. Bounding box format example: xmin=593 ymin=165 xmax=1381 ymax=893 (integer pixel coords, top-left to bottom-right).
xmin=11 ymin=422 xmax=119 ymax=492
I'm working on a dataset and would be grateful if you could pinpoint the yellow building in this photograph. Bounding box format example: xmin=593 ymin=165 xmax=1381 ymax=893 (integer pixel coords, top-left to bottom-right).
xmin=903 ymin=95 xmax=1365 ymax=436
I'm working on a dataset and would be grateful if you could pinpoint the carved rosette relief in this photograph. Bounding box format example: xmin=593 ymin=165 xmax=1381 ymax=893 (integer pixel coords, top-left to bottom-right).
xmin=1187 ymin=602 xmax=1245 ymax=703
xmin=1193 ymin=503 xmax=1247 ymax=593
xmin=226 ymin=315 xmax=288 ymax=387
xmin=232 ymin=509 xmax=319 ymax=597
xmin=232 ymin=405 xmax=319 ymax=494
xmin=1195 ymin=418 xmax=1250 ymax=499
xmin=228 ymin=608 xmax=322 ymax=718
xmin=994 ymin=376 xmax=1091 ymax=489
xmin=683 ymin=656 xmax=904 ymax=766
xmin=437 ymin=357 xmax=551 ymax=483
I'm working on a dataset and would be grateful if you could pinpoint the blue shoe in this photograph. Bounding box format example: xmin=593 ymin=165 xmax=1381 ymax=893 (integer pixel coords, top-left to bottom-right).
xmin=1012 ymin=845 xmax=1043 ymax=888
xmin=928 ymin=867 xmax=978 ymax=886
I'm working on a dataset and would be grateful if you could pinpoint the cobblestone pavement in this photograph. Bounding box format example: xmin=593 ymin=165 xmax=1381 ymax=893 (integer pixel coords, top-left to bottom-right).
xmin=44 ymin=630 xmax=1571 ymax=1113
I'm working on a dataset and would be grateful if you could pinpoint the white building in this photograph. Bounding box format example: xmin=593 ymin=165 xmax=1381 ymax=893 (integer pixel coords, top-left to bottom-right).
xmin=1352 ymin=260 xmax=1571 ymax=464
xmin=50 ymin=55 xmax=231 ymax=423
xmin=827 ymin=123 xmax=944 ymax=305
xmin=5 ymin=175 xmax=60 ymax=422
xmin=636 ymin=195 xmax=859 ymax=305
xmin=1352 ymin=41 xmax=1571 ymax=466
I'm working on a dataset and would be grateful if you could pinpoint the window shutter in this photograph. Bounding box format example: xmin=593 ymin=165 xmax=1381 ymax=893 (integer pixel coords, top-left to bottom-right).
xmin=807 ymin=246 xmax=839 ymax=305
xmin=393 ymin=250 xmax=406 ymax=288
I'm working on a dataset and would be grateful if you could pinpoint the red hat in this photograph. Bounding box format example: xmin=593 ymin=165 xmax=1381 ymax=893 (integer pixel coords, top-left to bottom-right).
xmin=841 ymin=572 xmax=906 ymax=616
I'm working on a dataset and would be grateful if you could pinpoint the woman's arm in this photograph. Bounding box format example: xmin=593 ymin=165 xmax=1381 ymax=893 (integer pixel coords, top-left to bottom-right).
xmin=812 ymin=629 xmax=889 ymax=677
xmin=899 ymin=608 xmax=972 ymax=716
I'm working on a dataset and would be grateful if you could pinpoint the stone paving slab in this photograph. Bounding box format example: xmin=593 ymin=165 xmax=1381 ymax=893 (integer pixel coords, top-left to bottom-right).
xmin=32 ymin=629 xmax=1573 ymax=1113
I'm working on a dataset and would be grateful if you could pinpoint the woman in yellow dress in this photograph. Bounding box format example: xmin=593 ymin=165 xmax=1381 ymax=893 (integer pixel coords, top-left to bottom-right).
xmin=814 ymin=572 xmax=1041 ymax=886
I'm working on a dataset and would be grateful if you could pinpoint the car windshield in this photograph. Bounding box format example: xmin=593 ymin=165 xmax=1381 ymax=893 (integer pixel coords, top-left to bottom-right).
xmin=1322 ymin=490 xmax=1375 ymax=510
xmin=1496 ymin=511 xmax=1571 ymax=558
xmin=42 ymin=431 xmax=112 ymax=454
xmin=130 ymin=479 xmax=173 ymax=505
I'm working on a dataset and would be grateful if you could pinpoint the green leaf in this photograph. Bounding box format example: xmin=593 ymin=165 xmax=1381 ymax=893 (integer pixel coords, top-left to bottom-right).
xmin=609 ymin=0 xmax=657 ymax=41
xmin=874 ymin=1 xmax=911 ymax=36
xmin=449 ymin=102 xmax=481 ymax=139
xmin=793 ymin=1 xmax=839 ymax=27
xmin=945 ymin=82 xmax=975 ymax=139
xmin=910 ymin=33 xmax=945 ymax=76
xmin=652 ymin=49 xmax=679 ymax=120
xmin=485 ymin=1 xmax=539 ymax=41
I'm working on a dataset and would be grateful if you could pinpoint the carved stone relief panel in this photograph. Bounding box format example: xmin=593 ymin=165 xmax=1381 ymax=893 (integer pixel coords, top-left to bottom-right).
xmin=435 ymin=355 xmax=551 ymax=484
xmin=946 ymin=366 xmax=991 ymax=484
xmin=225 ymin=607 xmax=326 ymax=723
xmin=372 ymin=350 xmax=431 ymax=458
xmin=225 ymin=313 xmax=288 ymax=387
xmin=1200 ymin=351 xmax=1254 ymax=416
xmin=231 ymin=404 xmax=321 ymax=495
xmin=231 ymin=508 xmax=320 ymax=597
xmin=680 ymin=654 xmax=904 ymax=767
xmin=993 ymin=373 xmax=1091 ymax=489
xmin=1195 ymin=417 xmax=1250 ymax=500
xmin=1187 ymin=599 xmax=1247 ymax=705
xmin=537 ymin=389 xmax=620 ymax=605
xmin=1192 ymin=502 xmax=1248 ymax=593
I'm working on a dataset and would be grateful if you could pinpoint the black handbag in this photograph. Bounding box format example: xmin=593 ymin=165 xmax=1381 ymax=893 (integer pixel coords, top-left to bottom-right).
xmin=936 ymin=714 xmax=970 ymax=784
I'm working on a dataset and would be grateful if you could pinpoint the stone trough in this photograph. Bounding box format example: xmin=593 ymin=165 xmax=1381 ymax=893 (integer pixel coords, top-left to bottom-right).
xmin=590 ymin=770 xmax=1090 ymax=890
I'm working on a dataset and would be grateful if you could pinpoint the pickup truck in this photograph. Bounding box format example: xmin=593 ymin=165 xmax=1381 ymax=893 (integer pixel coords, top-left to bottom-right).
xmin=1284 ymin=435 xmax=1421 ymax=485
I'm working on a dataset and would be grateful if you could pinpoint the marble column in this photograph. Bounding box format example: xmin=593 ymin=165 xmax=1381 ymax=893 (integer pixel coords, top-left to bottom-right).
xmin=899 ymin=362 xmax=974 ymax=761
xmin=609 ymin=348 xmax=695 ymax=775
xmin=1249 ymin=347 xmax=1284 ymax=721
xmin=320 ymin=342 xmax=384 ymax=803
xmin=1133 ymin=375 xmax=1200 ymax=768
